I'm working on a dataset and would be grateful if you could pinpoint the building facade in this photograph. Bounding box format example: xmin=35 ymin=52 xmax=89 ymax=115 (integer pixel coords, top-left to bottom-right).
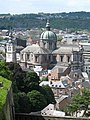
xmin=20 ymin=21 xmax=84 ymax=71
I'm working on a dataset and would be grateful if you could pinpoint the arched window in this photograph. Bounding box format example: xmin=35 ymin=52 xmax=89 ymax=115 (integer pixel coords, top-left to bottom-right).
xmin=67 ymin=56 xmax=70 ymax=62
xmin=60 ymin=55 xmax=63 ymax=62
xmin=27 ymin=54 xmax=29 ymax=60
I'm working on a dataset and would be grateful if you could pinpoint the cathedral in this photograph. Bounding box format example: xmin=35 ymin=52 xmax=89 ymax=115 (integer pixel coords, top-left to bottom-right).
xmin=6 ymin=21 xmax=84 ymax=71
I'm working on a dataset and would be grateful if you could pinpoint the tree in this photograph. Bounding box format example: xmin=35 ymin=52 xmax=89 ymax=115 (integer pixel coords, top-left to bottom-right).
xmin=7 ymin=62 xmax=26 ymax=92
xmin=0 ymin=60 xmax=12 ymax=80
xmin=41 ymin=77 xmax=48 ymax=81
xmin=24 ymin=72 xmax=40 ymax=93
xmin=25 ymin=71 xmax=40 ymax=83
xmin=13 ymin=71 xmax=26 ymax=91
xmin=41 ymin=85 xmax=56 ymax=104
xmin=14 ymin=92 xmax=31 ymax=113
xmin=67 ymin=88 xmax=90 ymax=117
xmin=13 ymin=93 xmax=20 ymax=113
xmin=7 ymin=62 xmax=22 ymax=76
xmin=27 ymin=90 xmax=47 ymax=112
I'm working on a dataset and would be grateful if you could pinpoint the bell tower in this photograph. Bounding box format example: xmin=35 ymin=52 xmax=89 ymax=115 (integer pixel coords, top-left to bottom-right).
xmin=6 ymin=37 xmax=16 ymax=63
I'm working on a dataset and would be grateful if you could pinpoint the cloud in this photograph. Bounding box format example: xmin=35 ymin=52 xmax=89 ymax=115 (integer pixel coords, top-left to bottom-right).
xmin=1 ymin=0 xmax=90 ymax=14
xmin=67 ymin=0 xmax=78 ymax=7
xmin=67 ymin=0 xmax=90 ymax=7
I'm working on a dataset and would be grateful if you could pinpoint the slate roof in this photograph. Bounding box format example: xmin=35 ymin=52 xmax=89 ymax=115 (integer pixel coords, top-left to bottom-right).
xmin=21 ymin=44 xmax=51 ymax=54
xmin=82 ymin=81 xmax=90 ymax=89
xmin=53 ymin=44 xmax=80 ymax=54
xmin=56 ymin=95 xmax=69 ymax=104
xmin=51 ymin=65 xmax=68 ymax=73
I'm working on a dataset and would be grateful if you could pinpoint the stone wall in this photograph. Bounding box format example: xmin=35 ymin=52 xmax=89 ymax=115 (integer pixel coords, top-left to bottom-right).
xmin=15 ymin=113 xmax=90 ymax=120
xmin=3 ymin=85 xmax=15 ymax=120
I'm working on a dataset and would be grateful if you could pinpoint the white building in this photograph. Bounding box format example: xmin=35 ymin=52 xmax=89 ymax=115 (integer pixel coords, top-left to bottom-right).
xmin=6 ymin=39 xmax=16 ymax=63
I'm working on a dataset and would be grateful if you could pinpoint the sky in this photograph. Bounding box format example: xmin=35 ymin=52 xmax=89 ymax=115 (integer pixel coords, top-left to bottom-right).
xmin=1 ymin=0 xmax=90 ymax=14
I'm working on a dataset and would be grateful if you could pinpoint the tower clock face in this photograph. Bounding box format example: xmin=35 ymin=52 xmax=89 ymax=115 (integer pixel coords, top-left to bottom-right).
xmin=6 ymin=53 xmax=12 ymax=60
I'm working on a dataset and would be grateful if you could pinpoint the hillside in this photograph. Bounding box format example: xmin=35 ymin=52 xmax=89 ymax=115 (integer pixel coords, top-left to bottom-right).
xmin=0 ymin=11 xmax=90 ymax=30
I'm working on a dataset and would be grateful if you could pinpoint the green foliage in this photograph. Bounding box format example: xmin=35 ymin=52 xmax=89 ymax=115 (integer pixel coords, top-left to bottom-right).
xmin=67 ymin=88 xmax=90 ymax=116
xmin=14 ymin=92 xmax=31 ymax=113
xmin=41 ymin=77 xmax=48 ymax=81
xmin=13 ymin=71 xmax=26 ymax=91
xmin=7 ymin=62 xmax=26 ymax=92
xmin=0 ymin=60 xmax=12 ymax=80
xmin=13 ymin=93 xmax=20 ymax=113
xmin=0 ymin=37 xmax=4 ymax=41
xmin=57 ymin=36 xmax=63 ymax=42
xmin=25 ymin=71 xmax=40 ymax=83
xmin=41 ymin=85 xmax=56 ymax=104
xmin=24 ymin=71 xmax=40 ymax=93
xmin=6 ymin=62 xmax=55 ymax=113
xmin=12 ymin=81 xmax=19 ymax=93
xmin=7 ymin=62 xmax=22 ymax=74
xmin=1 ymin=12 xmax=90 ymax=30
xmin=27 ymin=90 xmax=47 ymax=112
xmin=0 ymin=76 xmax=11 ymax=112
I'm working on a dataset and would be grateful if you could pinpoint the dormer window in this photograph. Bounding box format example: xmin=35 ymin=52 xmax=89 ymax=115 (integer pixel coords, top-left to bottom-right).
xmin=59 ymin=85 xmax=61 ymax=87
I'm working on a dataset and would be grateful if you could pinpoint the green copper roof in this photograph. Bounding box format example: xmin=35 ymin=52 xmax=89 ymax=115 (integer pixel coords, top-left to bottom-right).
xmin=40 ymin=31 xmax=57 ymax=41
xmin=40 ymin=20 xmax=57 ymax=41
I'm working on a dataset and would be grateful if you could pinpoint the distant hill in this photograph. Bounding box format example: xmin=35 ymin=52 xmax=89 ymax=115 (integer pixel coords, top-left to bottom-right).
xmin=0 ymin=11 xmax=90 ymax=31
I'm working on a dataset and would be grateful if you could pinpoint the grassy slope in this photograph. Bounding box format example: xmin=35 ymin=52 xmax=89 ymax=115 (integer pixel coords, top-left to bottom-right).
xmin=0 ymin=76 xmax=11 ymax=112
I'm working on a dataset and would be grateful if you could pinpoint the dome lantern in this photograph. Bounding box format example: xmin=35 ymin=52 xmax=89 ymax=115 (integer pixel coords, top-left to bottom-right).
xmin=46 ymin=20 xmax=50 ymax=31
xmin=40 ymin=20 xmax=57 ymax=41
xmin=40 ymin=20 xmax=57 ymax=51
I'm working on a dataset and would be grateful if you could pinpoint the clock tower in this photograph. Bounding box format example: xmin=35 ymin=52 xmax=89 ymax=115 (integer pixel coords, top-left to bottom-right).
xmin=6 ymin=38 xmax=16 ymax=63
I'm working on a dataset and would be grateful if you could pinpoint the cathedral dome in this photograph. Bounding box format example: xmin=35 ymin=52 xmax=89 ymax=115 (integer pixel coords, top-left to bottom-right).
xmin=40 ymin=20 xmax=57 ymax=41
xmin=40 ymin=31 xmax=57 ymax=41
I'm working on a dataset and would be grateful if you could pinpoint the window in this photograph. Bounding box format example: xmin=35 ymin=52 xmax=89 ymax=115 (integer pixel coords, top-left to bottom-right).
xmin=30 ymin=53 xmax=33 ymax=61
xmin=44 ymin=42 xmax=46 ymax=48
xmin=49 ymin=55 xmax=51 ymax=61
xmin=35 ymin=56 xmax=39 ymax=62
xmin=44 ymin=55 xmax=47 ymax=62
xmin=8 ymin=46 xmax=11 ymax=51
xmin=60 ymin=56 xmax=63 ymax=62
xmin=21 ymin=54 xmax=24 ymax=60
xmin=49 ymin=42 xmax=52 ymax=50
xmin=27 ymin=54 xmax=29 ymax=60
xmin=53 ymin=56 xmax=56 ymax=62
xmin=67 ymin=56 xmax=70 ymax=62
xmin=80 ymin=56 xmax=82 ymax=62
xmin=59 ymin=85 xmax=61 ymax=87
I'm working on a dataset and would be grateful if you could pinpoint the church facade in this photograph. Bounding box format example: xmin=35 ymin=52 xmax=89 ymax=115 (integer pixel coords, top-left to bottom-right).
xmin=6 ymin=21 xmax=83 ymax=71
xmin=20 ymin=20 xmax=57 ymax=69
